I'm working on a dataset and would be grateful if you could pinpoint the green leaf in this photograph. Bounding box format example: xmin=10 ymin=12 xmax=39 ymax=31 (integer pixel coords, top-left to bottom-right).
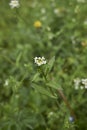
xmin=25 ymin=124 xmax=33 ymax=130
xmin=46 ymin=81 xmax=60 ymax=90
xmin=32 ymin=73 xmax=40 ymax=82
xmin=16 ymin=52 xmax=22 ymax=67
xmin=45 ymin=56 xmax=55 ymax=75
xmin=33 ymin=84 xmax=57 ymax=99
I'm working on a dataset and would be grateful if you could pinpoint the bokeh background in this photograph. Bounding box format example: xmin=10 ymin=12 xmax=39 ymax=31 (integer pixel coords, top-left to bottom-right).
xmin=0 ymin=0 xmax=87 ymax=130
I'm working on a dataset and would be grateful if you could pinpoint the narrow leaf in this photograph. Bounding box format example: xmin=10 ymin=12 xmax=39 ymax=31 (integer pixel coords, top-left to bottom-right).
xmin=32 ymin=73 xmax=40 ymax=82
xmin=16 ymin=52 xmax=22 ymax=66
xmin=34 ymin=84 xmax=57 ymax=99
xmin=45 ymin=56 xmax=55 ymax=74
xmin=46 ymin=81 xmax=60 ymax=90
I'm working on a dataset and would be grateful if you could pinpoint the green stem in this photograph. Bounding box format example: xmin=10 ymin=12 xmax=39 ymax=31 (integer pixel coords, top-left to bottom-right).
xmin=39 ymin=67 xmax=48 ymax=82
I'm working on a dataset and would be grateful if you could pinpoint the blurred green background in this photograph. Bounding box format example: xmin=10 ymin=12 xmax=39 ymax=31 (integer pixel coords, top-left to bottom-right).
xmin=0 ymin=0 xmax=87 ymax=130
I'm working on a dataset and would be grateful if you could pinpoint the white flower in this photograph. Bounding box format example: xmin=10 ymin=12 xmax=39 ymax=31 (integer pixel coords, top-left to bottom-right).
xmin=81 ymin=78 xmax=87 ymax=89
xmin=74 ymin=78 xmax=87 ymax=90
xmin=74 ymin=78 xmax=80 ymax=87
xmin=81 ymin=78 xmax=87 ymax=85
xmin=34 ymin=57 xmax=46 ymax=66
xmin=4 ymin=79 xmax=9 ymax=86
xmin=9 ymin=0 xmax=20 ymax=8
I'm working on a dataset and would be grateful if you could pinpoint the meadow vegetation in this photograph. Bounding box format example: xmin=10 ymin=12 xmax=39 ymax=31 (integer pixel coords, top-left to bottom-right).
xmin=0 ymin=0 xmax=87 ymax=130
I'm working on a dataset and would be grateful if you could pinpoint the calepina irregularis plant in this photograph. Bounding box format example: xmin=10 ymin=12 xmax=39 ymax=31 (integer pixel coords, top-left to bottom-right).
xmin=8 ymin=0 xmax=77 ymax=120
xmin=32 ymin=56 xmax=76 ymax=122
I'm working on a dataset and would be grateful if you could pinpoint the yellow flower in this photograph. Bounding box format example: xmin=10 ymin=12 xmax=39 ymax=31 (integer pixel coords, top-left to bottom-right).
xmin=34 ymin=21 xmax=42 ymax=28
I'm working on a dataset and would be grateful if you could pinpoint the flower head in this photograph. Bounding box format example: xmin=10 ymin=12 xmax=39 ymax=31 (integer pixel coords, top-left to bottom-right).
xmin=9 ymin=0 xmax=20 ymax=8
xmin=34 ymin=21 xmax=42 ymax=28
xmin=74 ymin=78 xmax=87 ymax=90
xmin=34 ymin=57 xmax=46 ymax=66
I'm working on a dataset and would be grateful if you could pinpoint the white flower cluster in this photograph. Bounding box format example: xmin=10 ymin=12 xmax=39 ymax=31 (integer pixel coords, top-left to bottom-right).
xmin=34 ymin=57 xmax=46 ymax=66
xmin=74 ymin=78 xmax=87 ymax=89
xmin=81 ymin=79 xmax=87 ymax=88
xmin=74 ymin=78 xmax=80 ymax=89
xmin=9 ymin=0 xmax=20 ymax=8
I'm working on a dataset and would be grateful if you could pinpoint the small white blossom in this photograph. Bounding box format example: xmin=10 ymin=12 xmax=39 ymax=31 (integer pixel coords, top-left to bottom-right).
xmin=81 ymin=79 xmax=87 ymax=84
xmin=9 ymin=0 xmax=20 ymax=8
xmin=81 ymin=78 xmax=87 ymax=89
xmin=74 ymin=78 xmax=87 ymax=90
xmin=74 ymin=78 xmax=80 ymax=87
xmin=34 ymin=57 xmax=46 ymax=66
xmin=4 ymin=79 xmax=9 ymax=86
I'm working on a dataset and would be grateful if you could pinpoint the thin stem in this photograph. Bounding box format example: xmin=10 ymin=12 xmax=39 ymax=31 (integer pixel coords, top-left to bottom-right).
xmin=57 ymin=89 xmax=76 ymax=120
xmin=39 ymin=67 xmax=48 ymax=82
